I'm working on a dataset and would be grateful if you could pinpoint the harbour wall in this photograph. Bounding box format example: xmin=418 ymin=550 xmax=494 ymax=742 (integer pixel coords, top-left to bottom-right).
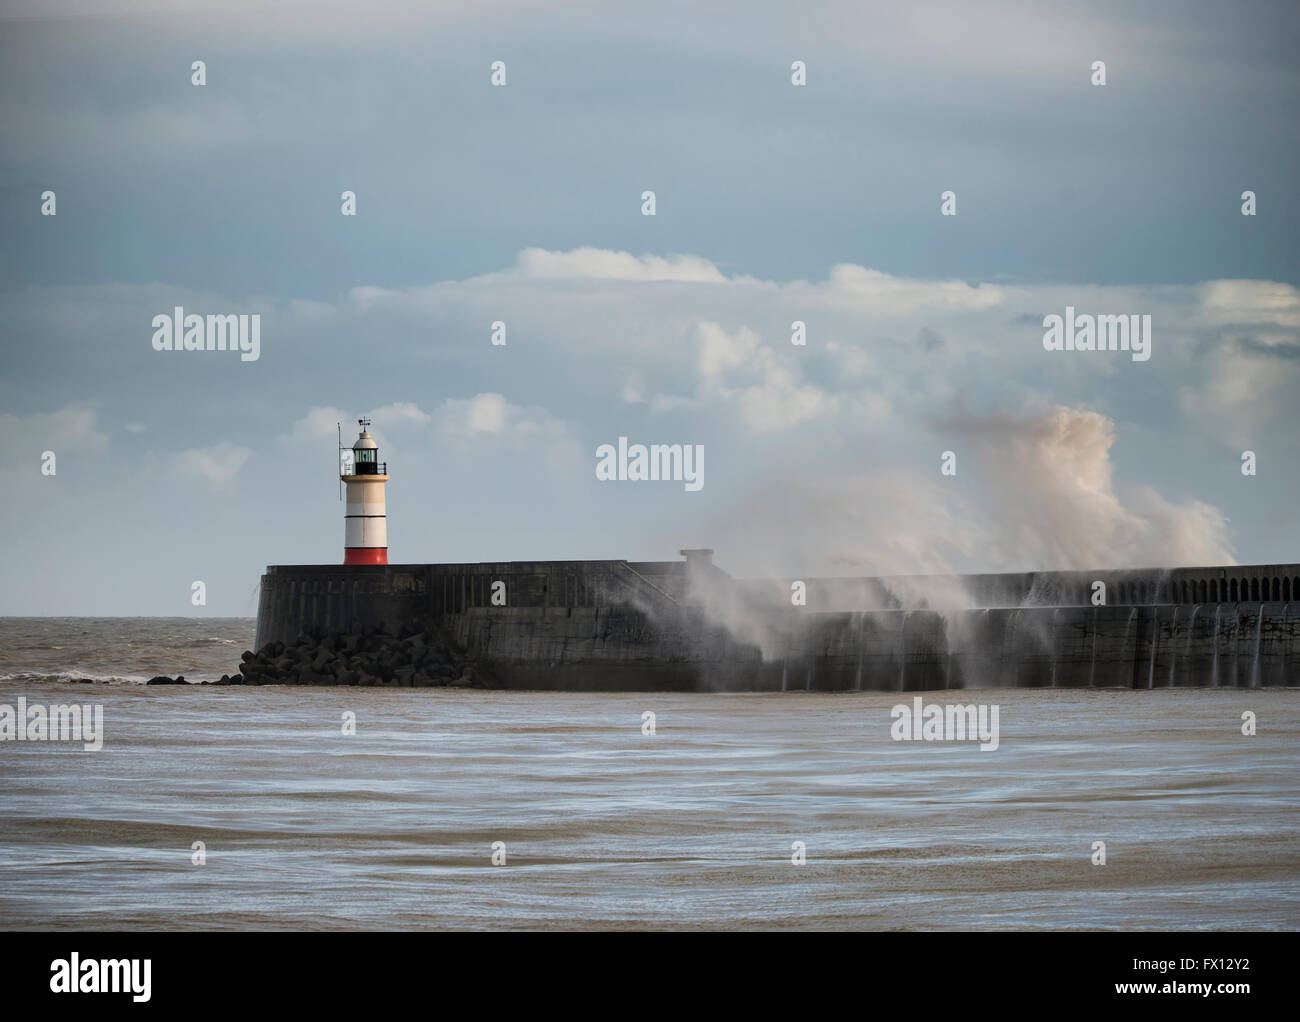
xmin=254 ymin=561 xmax=1300 ymax=690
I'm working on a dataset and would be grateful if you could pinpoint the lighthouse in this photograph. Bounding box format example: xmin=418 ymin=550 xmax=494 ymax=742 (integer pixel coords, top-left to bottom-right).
xmin=341 ymin=418 xmax=388 ymax=565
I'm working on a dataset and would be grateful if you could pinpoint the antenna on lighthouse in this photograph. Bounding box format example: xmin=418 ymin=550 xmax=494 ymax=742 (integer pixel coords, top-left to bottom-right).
xmin=337 ymin=421 xmax=343 ymax=501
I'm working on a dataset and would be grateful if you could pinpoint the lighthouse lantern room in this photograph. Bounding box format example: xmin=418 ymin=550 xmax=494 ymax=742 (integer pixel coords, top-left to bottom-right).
xmin=341 ymin=418 xmax=388 ymax=565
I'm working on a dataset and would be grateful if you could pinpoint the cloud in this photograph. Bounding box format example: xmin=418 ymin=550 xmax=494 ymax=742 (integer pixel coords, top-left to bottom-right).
xmin=284 ymin=395 xmax=566 ymax=447
xmin=171 ymin=443 xmax=251 ymax=487
xmin=691 ymin=321 xmax=834 ymax=432
xmin=348 ymin=286 xmax=400 ymax=310
xmin=281 ymin=406 xmax=351 ymax=446
xmin=1199 ymin=279 xmax=1300 ymax=329
xmin=511 ymin=247 xmax=728 ymax=283
xmin=0 ymin=405 xmax=109 ymax=470
xmin=1178 ymin=335 xmax=1300 ymax=447
xmin=370 ymin=401 xmax=432 ymax=427
xmin=697 ymin=321 xmax=759 ymax=377
xmin=445 ymin=392 xmax=510 ymax=435
xmin=824 ymin=264 xmax=1005 ymax=314
xmin=434 ymin=392 xmax=570 ymax=441
xmin=1 ymin=249 xmax=1294 ymax=580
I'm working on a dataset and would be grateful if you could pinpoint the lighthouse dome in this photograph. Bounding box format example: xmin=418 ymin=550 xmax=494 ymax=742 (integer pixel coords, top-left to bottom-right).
xmin=348 ymin=420 xmax=384 ymax=475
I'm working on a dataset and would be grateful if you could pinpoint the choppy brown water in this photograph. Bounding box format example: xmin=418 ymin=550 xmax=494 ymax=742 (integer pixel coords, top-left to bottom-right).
xmin=0 ymin=619 xmax=1297 ymax=930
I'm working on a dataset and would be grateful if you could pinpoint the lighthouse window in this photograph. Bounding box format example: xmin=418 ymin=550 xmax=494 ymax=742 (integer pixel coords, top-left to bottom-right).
xmin=355 ymin=449 xmax=376 ymax=464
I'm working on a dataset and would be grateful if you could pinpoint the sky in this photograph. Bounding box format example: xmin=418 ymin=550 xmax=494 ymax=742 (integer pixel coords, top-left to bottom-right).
xmin=1 ymin=0 xmax=1298 ymax=615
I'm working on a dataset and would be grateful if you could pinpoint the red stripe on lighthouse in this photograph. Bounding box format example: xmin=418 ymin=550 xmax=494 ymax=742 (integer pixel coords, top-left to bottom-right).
xmin=344 ymin=548 xmax=388 ymax=565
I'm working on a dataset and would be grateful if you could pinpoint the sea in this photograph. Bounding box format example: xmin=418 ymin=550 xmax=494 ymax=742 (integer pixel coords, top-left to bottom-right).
xmin=1 ymin=617 xmax=1297 ymax=930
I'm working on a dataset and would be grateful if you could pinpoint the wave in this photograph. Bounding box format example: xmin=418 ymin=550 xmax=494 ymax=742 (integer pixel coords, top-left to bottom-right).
xmin=0 ymin=671 xmax=152 ymax=685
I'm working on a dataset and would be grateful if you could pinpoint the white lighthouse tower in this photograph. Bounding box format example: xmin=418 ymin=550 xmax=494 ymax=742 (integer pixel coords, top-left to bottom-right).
xmin=341 ymin=418 xmax=388 ymax=565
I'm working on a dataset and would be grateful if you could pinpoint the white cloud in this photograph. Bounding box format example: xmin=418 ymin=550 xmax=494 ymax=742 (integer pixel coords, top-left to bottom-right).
xmin=370 ymin=401 xmax=432 ymax=427
xmin=172 ymin=443 xmax=251 ymax=487
xmin=824 ymin=264 xmax=1005 ymax=314
xmin=457 ymin=392 xmax=508 ymax=435
xmin=697 ymin=321 xmax=759 ymax=377
xmin=5 ymin=250 xmax=1293 ymax=572
xmin=427 ymin=392 xmax=585 ymax=480
xmin=281 ymin=406 xmax=351 ymax=446
xmin=511 ymin=247 xmax=728 ymax=283
xmin=317 ymin=251 xmax=1299 ymax=459
xmin=288 ymin=298 xmax=337 ymax=324
xmin=1199 ymin=279 xmax=1300 ymax=328
xmin=0 ymin=405 xmax=108 ymax=470
xmin=1178 ymin=339 xmax=1300 ymax=448
xmin=434 ymin=392 xmax=570 ymax=441
xmin=691 ymin=321 xmax=834 ymax=432
xmin=348 ymin=285 xmax=400 ymax=310
xmin=730 ymin=351 xmax=834 ymax=432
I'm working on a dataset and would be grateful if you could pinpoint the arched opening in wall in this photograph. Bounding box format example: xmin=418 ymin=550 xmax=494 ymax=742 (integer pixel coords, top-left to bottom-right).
xmin=1179 ymin=581 xmax=1188 ymax=603
xmin=1286 ymin=578 xmax=1293 ymax=602
xmin=1230 ymin=579 xmax=1238 ymax=601
xmin=1272 ymin=577 xmax=1281 ymax=601
xmin=1294 ymin=577 xmax=1300 ymax=602
xmin=1116 ymin=583 xmax=1126 ymax=604
xmin=1250 ymin=578 xmax=1260 ymax=602
xmin=1201 ymin=580 xmax=1210 ymax=603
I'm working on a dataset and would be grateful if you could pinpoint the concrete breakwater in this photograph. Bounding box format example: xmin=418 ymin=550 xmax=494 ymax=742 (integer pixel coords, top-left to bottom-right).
xmin=249 ymin=558 xmax=1300 ymax=691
